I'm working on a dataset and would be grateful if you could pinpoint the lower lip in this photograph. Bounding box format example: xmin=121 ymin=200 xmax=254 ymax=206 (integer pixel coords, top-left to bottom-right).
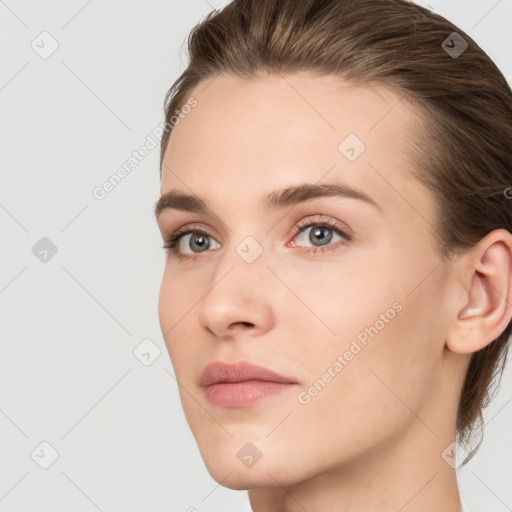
xmin=203 ymin=380 xmax=294 ymax=407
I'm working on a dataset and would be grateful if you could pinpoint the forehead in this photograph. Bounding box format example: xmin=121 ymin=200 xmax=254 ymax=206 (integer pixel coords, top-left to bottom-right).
xmin=161 ymin=71 xmax=433 ymax=226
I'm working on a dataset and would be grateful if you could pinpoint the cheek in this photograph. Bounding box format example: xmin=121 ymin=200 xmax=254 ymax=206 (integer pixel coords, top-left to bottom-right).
xmin=279 ymin=257 xmax=401 ymax=358
xmin=283 ymin=318 xmax=427 ymax=470
xmin=157 ymin=265 xmax=202 ymax=361
xmin=282 ymin=258 xmax=442 ymax=432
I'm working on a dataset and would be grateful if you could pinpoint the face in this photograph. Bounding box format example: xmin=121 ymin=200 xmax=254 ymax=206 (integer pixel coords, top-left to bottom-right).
xmin=156 ymin=72 xmax=455 ymax=489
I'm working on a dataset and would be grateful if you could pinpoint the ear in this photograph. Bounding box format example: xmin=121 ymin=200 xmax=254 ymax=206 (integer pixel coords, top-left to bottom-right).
xmin=446 ymin=229 xmax=512 ymax=355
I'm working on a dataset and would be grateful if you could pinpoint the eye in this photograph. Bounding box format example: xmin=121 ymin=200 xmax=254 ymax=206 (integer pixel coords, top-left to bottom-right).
xmin=176 ymin=232 xmax=221 ymax=254
xmin=161 ymin=224 xmax=221 ymax=261
xmin=289 ymin=217 xmax=351 ymax=252
xmin=161 ymin=216 xmax=351 ymax=262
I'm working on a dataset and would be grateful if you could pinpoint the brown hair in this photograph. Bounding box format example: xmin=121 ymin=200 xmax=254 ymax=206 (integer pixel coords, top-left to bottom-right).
xmin=159 ymin=0 xmax=512 ymax=464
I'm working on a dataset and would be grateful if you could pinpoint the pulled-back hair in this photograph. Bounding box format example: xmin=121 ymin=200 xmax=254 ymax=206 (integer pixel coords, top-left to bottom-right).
xmin=159 ymin=0 xmax=512 ymax=464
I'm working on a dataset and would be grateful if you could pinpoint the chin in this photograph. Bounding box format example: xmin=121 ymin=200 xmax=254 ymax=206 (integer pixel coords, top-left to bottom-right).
xmin=198 ymin=441 xmax=314 ymax=491
xmin=203 ymin=460 xmax=289 ymax=490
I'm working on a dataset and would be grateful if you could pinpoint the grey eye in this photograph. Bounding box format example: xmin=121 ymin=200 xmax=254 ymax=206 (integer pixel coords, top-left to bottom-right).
xmin=296 ymin=225 xmax=343 ymax=247
xmin=179 ymin=233 xmax=221 ymax=253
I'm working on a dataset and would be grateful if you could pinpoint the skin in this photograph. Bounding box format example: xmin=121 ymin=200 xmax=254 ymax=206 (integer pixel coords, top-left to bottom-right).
xmin=155 ymin=71 xmax=512 ymax=512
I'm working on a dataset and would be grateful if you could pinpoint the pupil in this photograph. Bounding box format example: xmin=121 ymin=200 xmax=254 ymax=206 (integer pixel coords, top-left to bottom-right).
xmin=190 ymin=234 xmax=209 ymax=252
xmin=310 ymin=227 xmax=332 ymax=246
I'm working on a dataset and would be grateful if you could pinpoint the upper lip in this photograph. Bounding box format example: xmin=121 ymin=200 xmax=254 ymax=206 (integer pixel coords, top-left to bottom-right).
xmin=199 ymin=361 xmax=297 ymax=387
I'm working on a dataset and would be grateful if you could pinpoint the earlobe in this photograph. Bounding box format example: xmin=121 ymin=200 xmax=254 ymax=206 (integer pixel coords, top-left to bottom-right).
xmin=447 ymin=230 xmax=512 ymax=355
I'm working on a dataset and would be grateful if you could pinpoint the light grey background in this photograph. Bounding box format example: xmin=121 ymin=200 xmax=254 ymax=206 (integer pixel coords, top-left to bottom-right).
xmin=0 ymin=1 xmax=511 ymax=511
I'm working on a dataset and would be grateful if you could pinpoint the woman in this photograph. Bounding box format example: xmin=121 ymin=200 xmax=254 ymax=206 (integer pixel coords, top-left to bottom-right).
xmin=154 ymin=0 xmax=512 ymax=510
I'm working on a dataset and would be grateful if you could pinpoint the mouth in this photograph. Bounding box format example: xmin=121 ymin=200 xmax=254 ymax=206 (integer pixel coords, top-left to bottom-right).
xmin=199 ymin=360 xmax=298 ymax=408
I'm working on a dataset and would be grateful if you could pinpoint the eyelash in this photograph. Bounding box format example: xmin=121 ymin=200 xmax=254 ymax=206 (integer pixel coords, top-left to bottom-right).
xmin=161 ymin=218 xmax=352 ymax=262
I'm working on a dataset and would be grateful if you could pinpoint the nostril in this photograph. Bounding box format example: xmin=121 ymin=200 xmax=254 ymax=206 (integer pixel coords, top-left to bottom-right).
xmin=234 ymin=321 xmax=254 ymax=328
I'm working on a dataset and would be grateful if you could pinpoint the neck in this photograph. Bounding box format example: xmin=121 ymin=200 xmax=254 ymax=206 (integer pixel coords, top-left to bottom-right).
xmin=248 ymin=422 xmax=463 ymax=512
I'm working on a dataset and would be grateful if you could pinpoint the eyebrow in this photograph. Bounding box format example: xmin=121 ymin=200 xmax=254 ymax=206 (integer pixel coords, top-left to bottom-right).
xmin=154 ymin=182 xmax=382 ymax=219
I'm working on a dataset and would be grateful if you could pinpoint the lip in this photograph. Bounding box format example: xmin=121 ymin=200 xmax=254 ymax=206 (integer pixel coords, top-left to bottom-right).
xmin=199 ymin=361 xmax=297 ymax=408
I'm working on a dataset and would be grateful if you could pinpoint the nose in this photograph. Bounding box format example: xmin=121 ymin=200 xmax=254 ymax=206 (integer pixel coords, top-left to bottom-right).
xmin=197 ymin=252 xmax=276 ymax=340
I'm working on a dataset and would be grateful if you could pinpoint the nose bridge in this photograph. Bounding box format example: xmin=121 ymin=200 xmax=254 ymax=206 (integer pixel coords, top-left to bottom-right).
xmin=209 ymin=232 xmax=269 ymax=300
xmin=212 ymin=221 xmax=268 ymax=279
